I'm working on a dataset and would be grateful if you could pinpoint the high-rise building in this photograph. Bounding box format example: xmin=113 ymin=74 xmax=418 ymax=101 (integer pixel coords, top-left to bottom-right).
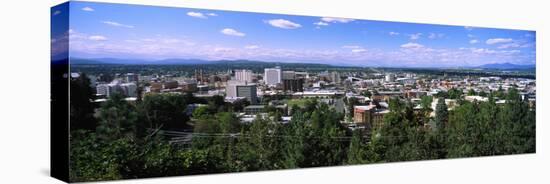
xmin=226 ymin=80 xmax=258 ymax=104
xmin=126 ymin=73 xmax=139 ymax=83
xmin=235 ymin=69 xmax=253 ymax=82
xmin=264 ymin=67 xmax=282 ymax=85
xmin=181 ymin=80 xmax=198 ymax=92
xmin=354 ymin=105 xmax=388 ymax=130
xmin=283 ymin=78 xmax=304 ymax=92
xmin=96 ymin=84 xmax=110 ymax=97
xmin=96 ymin=81 xmax=136 ymax=97
xmin=282 ymin=71 xmax=296 ymax=80
xmin=120 ymin=83 xmax=137 ymax=97
xmin=385 ymin=74 xmax=395 ymax=82
xmin=163 ymin=81 xmax=179 ymax=89
xmin=331 ymin=71 xmax=341 ymax=84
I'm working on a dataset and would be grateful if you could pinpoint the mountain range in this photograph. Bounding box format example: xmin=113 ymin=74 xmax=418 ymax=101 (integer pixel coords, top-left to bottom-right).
xmin=69 ymin=58 xmax=535 ymax=70
xmin=475 ymin=63 xmax=535 ymax=70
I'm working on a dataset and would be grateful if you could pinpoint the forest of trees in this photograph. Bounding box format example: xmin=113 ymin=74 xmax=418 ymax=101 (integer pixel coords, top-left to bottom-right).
xmin=68 ymin=75 xmax=535 ymax=182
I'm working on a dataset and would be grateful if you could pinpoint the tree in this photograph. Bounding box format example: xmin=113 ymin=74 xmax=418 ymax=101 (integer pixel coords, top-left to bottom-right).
xmin=447 ymin=88 xmax=463 ymax=99
xmin=138 ymin=93 xmax=190 ymax=130
xmin=192 ymin=106 xmax=210 ymax=119
xmin=231 ymin=99 xmax=250 ymax=112
xmin=70 ymin=73 xmax=97 ymax=130
xmin=420 ymin=96 xmax=433 ymax=125
xmin=234 ymin=116 xmax=279 ymax=171
xmin=433 ymin=97 xmax=448 ymax=130
xmin=95 ymin=93 xmax=139 ymax=141
xmin=346 ymin=97 xmax=359 ymax=122
xmin=347 ymin=130 xmax=368 ymax=164
xmin=208 ymin=95 xmax=227 ymax=112
xmin=279 ymin=111 xmax=306 ymax=168
xmin=467 ymin=89 xmax=476 ymax=96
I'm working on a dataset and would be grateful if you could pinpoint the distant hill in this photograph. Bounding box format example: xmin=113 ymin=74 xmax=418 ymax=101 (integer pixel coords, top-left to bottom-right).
xmin=68 ymin=58 xmax=335 ymax=68
xmin=69 ymin=58 xmax=214 ymax=65
xmin=476 ymin=63 xmax=535 ymax=70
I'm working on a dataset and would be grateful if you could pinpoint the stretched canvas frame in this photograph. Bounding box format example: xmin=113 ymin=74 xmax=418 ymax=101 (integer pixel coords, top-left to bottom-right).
xmin=51 ymin=1 xmax=536 ymax=182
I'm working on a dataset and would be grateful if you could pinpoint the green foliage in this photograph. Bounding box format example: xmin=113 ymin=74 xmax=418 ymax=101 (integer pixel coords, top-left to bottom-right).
xmin=346 ymin=97 xmax=359 ymax=121
xmin=467 ymin=88 xmax=476 ymax=96
xmin=70 ymin=73 xmax=97 ymax=130
xmin=346 ymin=130 xmax=368 ymax=164
xmin=434 ymin=97 xmax=448 ymax=130
xmin=95 ymin=94 xmax=139 ymax=140
xmin=192 ymin=106 xmax=210 ymax=119
xmin=70 ymin=88 xmax=535 ymax=182
xmin=138 ymin=93 xmax=191 ymax=130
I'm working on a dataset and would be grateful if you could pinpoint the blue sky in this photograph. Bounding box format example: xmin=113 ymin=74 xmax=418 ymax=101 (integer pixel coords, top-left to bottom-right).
xmin=52 ymin=1 xmax=536 ymax=67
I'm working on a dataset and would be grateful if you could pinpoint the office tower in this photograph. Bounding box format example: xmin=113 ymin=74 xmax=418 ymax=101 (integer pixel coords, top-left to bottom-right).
xmin=385 ymin=73 xmax=395 ymax=82
xmin=283 ymin=78 xmax=304 ymax=92
xmin=264 ymin=67 xmax=282 ymax=85
xmin=226 ymin=80 xmax=258 ymax=104
xmin=126 ymin=73 xmax=138 ymax=83
xmin=330 ymin=71 xmax=341 ymax=84
xmin=235 ymin=69 xmax=253 ymax=82
xmin=282 ymin=71 xmax=296 ymax=80
xmin=96 ymin=84 xmax=110 ymax=97
xmin=120 ymin=83 xmax=137 ymax=97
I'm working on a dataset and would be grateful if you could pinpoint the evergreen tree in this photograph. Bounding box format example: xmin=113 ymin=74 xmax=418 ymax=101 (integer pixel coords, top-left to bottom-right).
xmin=434 ymin=97 xmax=448 ymax=130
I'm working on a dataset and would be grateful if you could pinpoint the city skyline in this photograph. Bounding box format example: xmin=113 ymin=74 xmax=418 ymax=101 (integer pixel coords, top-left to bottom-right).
xmin=53 ymin=1 xmax=536 ymax=67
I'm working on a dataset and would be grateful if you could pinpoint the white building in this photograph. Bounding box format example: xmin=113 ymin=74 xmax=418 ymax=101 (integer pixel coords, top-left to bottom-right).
xmin=126 ymin=73 xmax=139 ymax=83
xmin=385 ymin=74 xmax=395 ymax=82
xmin=234 ymin=69 xmax=253 ymax=82
xmin=226 ymin=80 xmax=258 ymax=104
xmin=282 ymin=71 xmax=296 ymax=80
xmin=264 ymin=67 xmax=282 ymax=85
xmin=331 ymin=71 xmax=341 ymax=84
xmin=120 ymin=83 xmax=137 ymax=97
xmin=96 ymin=80 xmax=137 ymax=97
xmin=96 ymin=84 xmax=111 ymax=97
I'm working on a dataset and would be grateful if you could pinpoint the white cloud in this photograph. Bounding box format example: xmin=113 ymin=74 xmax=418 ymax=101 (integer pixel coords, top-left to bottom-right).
xmin=53 ymin=10 xmax=61 ymax=15
xmin=498 ymin=43 xmax=520 ymax=49
xmin=245 ymin=45 xmax=260 ymax=49
xmin=503 ymin=50 xmax=521 ymax=54
xmin=102 ymin=21 xmax=134 ymax=28
xmin=214 ymin=47 xmax=234 ymax=52
xmin=342 ymin=45 xmax=361 ymax=49
xmin=220 ymin=28 xmax=246 ymax=37
xmin=88 ymin=35 xmax=107 ymax=41
xmin=472 ymin=48 xmax=496 ymax=54
xmin=207 ymin=13 xmax=218 ymax=17
xmin=389 ymin=32 xmax=399 ymax=36
xmin=400 ymin=42 xmax=424 ymax=49
xmin=82 ymin=7 xmax=94 ymax=12
xmin=266 ymin=19 xmax=302 ymax=29
xmin=428 ymin=33 xmax=444 ymax=39
xmin=142 ymin=38 xmax=156 ymax=42
xmin=351 ymin=48 xmax=367 ymax=53
xmin=321 ymin=17 xmax=354 ymax=23
xmin=459 ymin=47 xmax=520 ymax=55
xmin=161 ymin=39 xmax=182 ymax=44
xmin=409 ymin=33 xmax=422 ymax=40
xmin=469 ymin=39 xmax=479 ymax=44
xmin=464 ymin=26 xmax=474 ymax=31
xmin=467 ymin=34 xmax=475 ymax=38
xmin=187 ymin=12 xmax=207 ymax=19
xmin=486 ymin=38 xmax=513 ymax=45
xmin=124 ymin=39 xmax=139 ymax=43
xmin=314 ymin=21 xmax=329 ymax=26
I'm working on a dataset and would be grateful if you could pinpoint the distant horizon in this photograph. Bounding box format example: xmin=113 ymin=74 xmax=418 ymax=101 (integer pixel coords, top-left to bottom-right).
xmin=53 ymin=1 xmax=536 ymax=68
xmin=69 ymin=57 xmax=536 ymax=69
